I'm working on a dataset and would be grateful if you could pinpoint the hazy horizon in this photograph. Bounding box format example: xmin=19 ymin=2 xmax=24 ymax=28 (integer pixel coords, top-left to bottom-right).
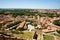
xmin=0 ymin=0 xmax=60 ymax=9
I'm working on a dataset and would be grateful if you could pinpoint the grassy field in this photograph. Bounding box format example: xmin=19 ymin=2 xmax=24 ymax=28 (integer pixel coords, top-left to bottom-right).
xmin=0 ymin=28 xmax=44 ymax=40
xmin=53 ymin=33 xmax=60 ymax=40
xmin=0 ymin=29 xmax=34 ymax=40
xmin=43 ymin=35 xmax=54 ymax=40
xmin=2 ymin=29 xmax=60 ymax=40
xmin=53 ymin=33 xmax=60 ymax=37
xmin=16 ymin=31 xmax=34 ymax=40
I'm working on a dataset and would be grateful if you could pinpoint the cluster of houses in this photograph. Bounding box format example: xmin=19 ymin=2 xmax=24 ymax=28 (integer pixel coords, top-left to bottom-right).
xmin=33 ymin=9 xmax=60 ymax=14
xmin=0 ymin=14 xmax=60 ymax=33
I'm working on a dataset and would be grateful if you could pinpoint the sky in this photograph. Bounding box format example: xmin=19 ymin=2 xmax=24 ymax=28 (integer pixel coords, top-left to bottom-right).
xmin=0 ymin=0 xmax=60 ymax=9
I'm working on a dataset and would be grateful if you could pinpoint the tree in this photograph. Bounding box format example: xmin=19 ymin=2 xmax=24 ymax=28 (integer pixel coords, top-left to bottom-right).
xmin=32 ymin=22 xmax=37 ymax=26
xmin=7 ymin=21 xmax=21 ymax=28
xmin=26 ymin=20 xmax=33 ymax=23
xmin=0 ymin=23 xmax=2 ymax=28
xmin=53 ymin=20 xmax=60 ymax=26
xmin=56 ymin=30 xmax=60 ymax=34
